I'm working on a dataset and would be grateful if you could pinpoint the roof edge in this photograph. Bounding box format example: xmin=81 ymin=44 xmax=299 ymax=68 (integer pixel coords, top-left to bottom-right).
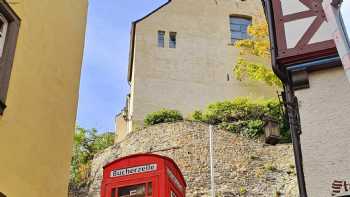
xmin=127 ymin=0 xmax=172 ymax=82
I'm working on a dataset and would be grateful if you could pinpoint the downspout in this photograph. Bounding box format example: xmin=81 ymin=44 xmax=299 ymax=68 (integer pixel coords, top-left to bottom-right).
xmin=324 ymin=0 xmax=350 ymax=82
xmin=262 ymin=1 xmax=308 ymax=196
xmin=261 ymin=0 xmax=287 ymax=82
xmin=209 ymin=125 xmax=215 ymax=197
xmin=284 ymin=82 xmax=308 ymax=197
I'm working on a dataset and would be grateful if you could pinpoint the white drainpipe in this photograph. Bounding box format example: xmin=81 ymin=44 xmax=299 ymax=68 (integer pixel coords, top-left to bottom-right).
xmin=209 ymin=125 xmax=215 ymax=197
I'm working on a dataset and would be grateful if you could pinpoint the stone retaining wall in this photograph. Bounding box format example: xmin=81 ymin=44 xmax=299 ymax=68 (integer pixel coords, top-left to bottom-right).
xmin=88 ymin=121 xmax=297 ymax=197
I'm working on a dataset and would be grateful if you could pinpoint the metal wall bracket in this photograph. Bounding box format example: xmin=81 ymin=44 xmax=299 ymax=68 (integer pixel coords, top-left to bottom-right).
xmin=291 ymin=70 xmax=310 ymax=90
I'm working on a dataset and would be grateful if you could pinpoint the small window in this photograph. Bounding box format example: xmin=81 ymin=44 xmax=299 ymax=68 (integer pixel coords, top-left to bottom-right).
xmin=0 ymin=14 xmax=8 ymax=58
xmin=169 ymin=32 xmax=177 ymax=48
xmin=0 ymin=1 xmax=20 ymax=115
xmin=229 ymin=16 xmax=251 ymax=43
xmin=158 ymin=31 xmax=165 ymax=48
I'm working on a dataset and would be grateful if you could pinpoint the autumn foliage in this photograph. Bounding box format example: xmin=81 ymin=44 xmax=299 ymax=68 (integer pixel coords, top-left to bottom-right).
xmin=233 ymin=22 xmax=282 ymax=88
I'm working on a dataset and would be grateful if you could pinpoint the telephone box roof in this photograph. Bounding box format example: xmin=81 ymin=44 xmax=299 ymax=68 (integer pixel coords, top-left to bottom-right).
xmin=103 ymin=153 xmax=187 ymax=187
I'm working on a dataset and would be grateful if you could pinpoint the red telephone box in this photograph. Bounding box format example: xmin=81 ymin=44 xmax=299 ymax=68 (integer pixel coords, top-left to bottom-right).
xmin=101 ymin=153 xmax=187 ymax=197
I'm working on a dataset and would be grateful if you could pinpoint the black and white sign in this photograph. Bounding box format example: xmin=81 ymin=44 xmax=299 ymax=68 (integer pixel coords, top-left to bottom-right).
xmin=110 ymin=164 xmax=157 ymax=178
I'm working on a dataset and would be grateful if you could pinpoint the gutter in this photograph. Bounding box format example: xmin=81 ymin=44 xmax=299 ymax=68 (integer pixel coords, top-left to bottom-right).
xmin=260 ymin=0 xmax=287 ymax=83
xmin=261 ymin=1 xmax=307 ymax=196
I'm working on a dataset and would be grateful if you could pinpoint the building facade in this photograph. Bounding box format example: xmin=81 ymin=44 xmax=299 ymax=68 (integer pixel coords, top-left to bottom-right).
xmin=116 ymin=0 xmax=275 ymax=142
xmin=0 ymin=0 xmax=87 ymax=197
xmin=295 ymin=67 xmax=350 ymax=196
xmin=262 ymin=0 xmax=350 ymax=196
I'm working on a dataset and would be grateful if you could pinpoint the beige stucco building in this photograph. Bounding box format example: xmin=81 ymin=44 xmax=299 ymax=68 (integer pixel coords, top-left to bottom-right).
xmin=115 ymin=0 xmax=275 ymax=142
xmin=0 ymin=0 xmax=88 ymax=197
xmin=295 ymin=67 xmax=350 ymax=196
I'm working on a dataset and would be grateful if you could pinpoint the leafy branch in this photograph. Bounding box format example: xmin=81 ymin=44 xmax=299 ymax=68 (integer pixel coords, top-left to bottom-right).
xmin=233 ymin=22 xmax=282 ymax=88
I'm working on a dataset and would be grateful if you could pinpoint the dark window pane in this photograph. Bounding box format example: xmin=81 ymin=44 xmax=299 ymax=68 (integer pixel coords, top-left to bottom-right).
xmin=158 ymin=31 xmax=165 ymax=48
xmin=111 ymin=188 xmax=116 ymax=197
xmin=147 ymin=182 xmax=152 ymax=196
xmin=230 ymin=17 xmax=251 ymax=24
xmin=118 ymin=184 xmax=146 ymax=197
xmin=169 ymin=32 xmax=176 ymax=48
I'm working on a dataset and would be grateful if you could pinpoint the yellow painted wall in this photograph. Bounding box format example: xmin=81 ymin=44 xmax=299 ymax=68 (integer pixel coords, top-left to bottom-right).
xmin=0 ymin=0 xmax=88 ymax=196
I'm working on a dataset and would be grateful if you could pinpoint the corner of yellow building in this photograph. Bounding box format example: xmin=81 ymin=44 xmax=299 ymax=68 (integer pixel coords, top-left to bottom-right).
xmin=0 ymin=0 xmax=88 ymax=196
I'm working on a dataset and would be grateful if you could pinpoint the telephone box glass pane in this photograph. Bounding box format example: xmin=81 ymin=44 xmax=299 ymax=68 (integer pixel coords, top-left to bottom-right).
xmin=118 ymin=184 xmax=146 ymax=197
xmin=170 ymin=191 xmax=177 ymax=197
xmin=147 ymin=182 xmax=152 ymax=195
xmin=111 ymin=188 xmax=116 ymax=197
xmin=341 ymin=1 xmax=350 ymax=44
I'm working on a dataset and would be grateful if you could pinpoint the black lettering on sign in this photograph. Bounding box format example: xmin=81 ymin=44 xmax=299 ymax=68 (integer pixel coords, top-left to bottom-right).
xmin=110 ymin=164 xmax=157 ymax=178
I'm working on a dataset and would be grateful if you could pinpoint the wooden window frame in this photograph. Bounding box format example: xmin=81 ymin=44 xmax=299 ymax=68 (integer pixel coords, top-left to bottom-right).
xmin=0 ymin=0 xmax=20 ymax=115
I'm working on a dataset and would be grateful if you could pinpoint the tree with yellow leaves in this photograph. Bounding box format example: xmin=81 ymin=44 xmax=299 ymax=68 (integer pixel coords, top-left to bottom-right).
xmin=233 ymin=22 xmax=282 ymax=88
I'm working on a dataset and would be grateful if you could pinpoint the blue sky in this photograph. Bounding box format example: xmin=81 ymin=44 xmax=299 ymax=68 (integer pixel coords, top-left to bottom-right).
xmin=77 ymin=0 xmax=167 ymax=132
xmin=342 ymin=2 xmax=350 ymax=34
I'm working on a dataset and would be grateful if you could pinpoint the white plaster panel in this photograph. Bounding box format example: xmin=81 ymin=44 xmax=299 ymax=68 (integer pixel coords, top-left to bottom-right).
xmin=284 ymin=16 xmax=316 ymax=48
xmin=309 ymin=21 xmax=333 ymax=44
xmin=280 ymin=0 xmax=309 ymax=16
xmin=296 ymin=67 xmax=350 ymax=197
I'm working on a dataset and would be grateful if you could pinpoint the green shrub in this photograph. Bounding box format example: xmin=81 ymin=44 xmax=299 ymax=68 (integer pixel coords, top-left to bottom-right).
xmin=242 ymin=119 xmax=265 ymax=138
xmin=191 ymin=110 xmax=203 ymax=121
xmin=144 ymin=109 xmax=183 ymax=126
xmin=71 ymin=127 xmax=114 ymax=186
xmin=191 ymin=97 xmax=291 ymax=141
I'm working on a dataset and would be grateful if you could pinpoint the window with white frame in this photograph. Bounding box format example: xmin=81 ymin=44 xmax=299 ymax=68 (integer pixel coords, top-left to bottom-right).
xmin=229 ymin=16 xmax=251 ymax=43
